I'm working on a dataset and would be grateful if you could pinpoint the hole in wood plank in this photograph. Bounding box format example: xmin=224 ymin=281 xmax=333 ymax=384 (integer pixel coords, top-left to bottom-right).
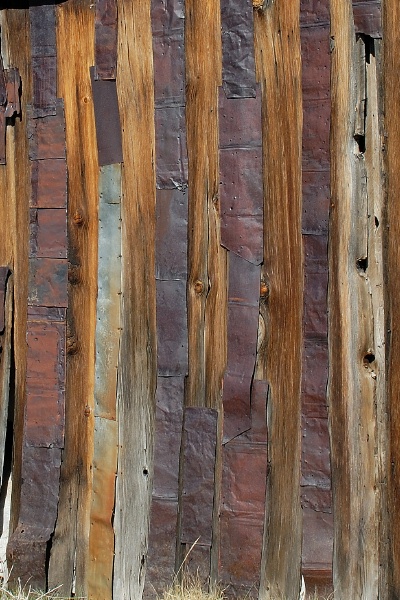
xmin=354 ymin=133 xmax=366 ymax=154
xmin=356 ymin=256 xmax=368 ymax=272
xmin=363 ymin=351 xmax=375 ymax=367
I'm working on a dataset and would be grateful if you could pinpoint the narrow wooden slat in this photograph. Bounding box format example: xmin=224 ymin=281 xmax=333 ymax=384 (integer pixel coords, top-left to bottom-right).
xmin=254 ymin=2 xmax=303 ymax=597
xmin=329 ymin=3 xmax=386 ymax=597
xmin=383 ymin=0 xmax=400 ymax=596
xmin=113 ymin=1 xmax=156 ymax=598
xmin=48 ymin=3 xmax=98 ymax=595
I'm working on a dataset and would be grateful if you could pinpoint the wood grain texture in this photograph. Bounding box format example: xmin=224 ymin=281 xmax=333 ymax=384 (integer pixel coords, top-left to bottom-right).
xmin=48 ymin=2 xmax=98 ymax=595
xmin=254 ymin=3 xmax=303 ymax=598
xmin=113 ymin=1 xmax=156 ymax=598
xmin=185 ymin=0 xmax=224 ymax=410
xmin=329 ymin=4 xmax=385 ymax=598
xmin=383 ymin=1 xmax=400 ymax=597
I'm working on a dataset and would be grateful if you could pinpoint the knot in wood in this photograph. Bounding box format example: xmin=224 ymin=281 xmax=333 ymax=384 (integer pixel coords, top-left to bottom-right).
xmin=84 ymin=405 xmax=92 ymax=417
xmin=260 ymin=281 xmax=269 ymax=298
xmin=73 ymin=211 xmax=85 ymax=226
xmin=194 ymin=280 xmax=205 ymax=295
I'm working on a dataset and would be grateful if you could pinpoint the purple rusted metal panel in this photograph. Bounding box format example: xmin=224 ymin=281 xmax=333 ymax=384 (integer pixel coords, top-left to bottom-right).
xmin=303 ymin=170 xmax=330 ymax=234
xmin=221 ymin=0 xmax=257 ymax=98
xmin=302 ymin=340 xmax=329 ymax=419
xmin=156 ymin=279 xmax=188 ymax=376
xmin=303 ymin=99 xmax=330 ymax=173
xmin=90 ymin=67 xmax=123 ymax=165
xmin=29 ymin=4 xmax=56 ymax=57
xmin=151 ymin=0 xmax=184 ymax=35
xmin=353 ymin=1 xmax=381 ymax=37
xmin=153 ymin=376 xmax=184 ymax=499
xmin=156 ymin=189 xmax=188 ymax=280
xmin=95 ymin=0 xmax=118 ymax=80
xmin=144 ymin=498 xmax=179 ymax=598
xmin=181 ymin=407 xmax=218 ymax=546
xmin=30 ymin=159 xmax=67 ymax=209
xmin=28 ymin=258 xmax=68 ymax=308
xmin=155 ymin=106 xmax=188 ymax=189
xmin=302 ymin=501 xmax=333 ymax=571
xmin=220 ymin=442 xmax=267 ymax=594
xmin=222 ymin=374 xmax=252 ymax=444
xmin=220 ymin=148 xmax=263 ymax=265
xmin=303 ymin=235 xmax=328 ymax=340
xmin=301 ymin=415 xmax=331 ymax=488
xmin=228 ymin=251 xmax=260 ymax=307
xmin=32 ymin=56 xmax=57 ymax=113
xmin=300 ymin=0 xmax=330 ymax=25
xmin=29 ymin=209 xmax=67 ymax=259
xmin=226 ymin=304 xmax=259 ymax=382
xmin=153 ymin=32 xmax=185 ymax=107
xmin=219 ymin=87 xmax=262 ymax=149
xmin=237 ymin=379 xmax=268 ymax=444
xmin=28 ymin=101 xmax=66 ymax=160
xmin=301 ymin=25 xmax=330 ymax=103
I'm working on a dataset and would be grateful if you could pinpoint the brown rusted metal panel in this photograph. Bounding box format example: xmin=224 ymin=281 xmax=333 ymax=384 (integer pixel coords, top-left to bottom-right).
xmin=155 ymin=106 xmax=188 ymax=189
xmin=30 ymin=159 xmax=67 ymax=209
xmin=303 ymin=170 xmax=330 ymax=234
xmin=353 ymin=1 xmax=381 ymax=37
xmin=151 ymin=0 xmax=184 ymax=34
xmin=303 ymin=235 xmax=328 ymax=339
xmin=32 ymin=56 xmax=57 ymax=112
xmin=0 ymin=267 xmax=10 ymax=333
xmin=303 ymin=99 xmax=330 ymax=172
xmin=181 ymin=407 xmax=218 ymax=546
xmin=301 ymin=26 xmax=330 ymax=102
xmin=25 ymin=390 xmax=65 ymax=449
xmin=220 ymin=148 xmax=263 ymax=264
xmin=26 ymin=317 xmax=66 ymax=389
xmin=156 ymin=189 xmax=188 ymax=280
xmin=222 ymin=374 xmax=252 ymax=444
xmin=91 ymin=68 xmax=123 ymax=166
xmin=95 ymin=0 xmax=118 ymax=80
xmin=219 ymin=87 xmax=262 ymax=149
xmin=153 ymin=376 xmax=184 ymax=499
xmin=7 ymin=446 xmax=62 ymax=589
xmin=153 ymin=32 xmax=185 ymax=107
xmin=182 ymin=544 xmax=211 ymax=585
xmin=144 ymin=499 xmax=179 ymax=598
xmin=221 ymin=0 xmax=257 ymax=98
xmin=302 ymin=339 xmax=329 ymax=419
xmin=28 ymin=101 xmax=66 ymax=160
xmin=300 ymin=0 xmax=330 ymax=25
xmin=301 ymin=415 xmax=331 ymax=488
xmin=30 ymin=208 xmax=67 ymax=259
xmin=220 ymin=442 xmax=267 ymax=594
xmin=156 ymin=279 xmax=188 ymax=376
xmin=28 ymin=258 xmax=68 ymax=308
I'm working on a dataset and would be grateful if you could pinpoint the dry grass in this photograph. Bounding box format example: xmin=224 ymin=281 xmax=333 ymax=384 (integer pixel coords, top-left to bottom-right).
xmin=0 ymin=581 xmax=81 ymax=600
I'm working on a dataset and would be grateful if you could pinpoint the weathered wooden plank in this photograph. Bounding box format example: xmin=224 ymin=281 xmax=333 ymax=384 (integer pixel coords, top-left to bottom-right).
xmin=383 ymin=0 xmax=400 ymax=596
xmin=113 ymin=1 xmax=156 ymax=598
xmin=48 ymin=3 xmax=98 ymax=595
xmin=254 ymin=2 xmax=303 ymax=597
xmin=329 ymin=5 xmax=385 ymax=597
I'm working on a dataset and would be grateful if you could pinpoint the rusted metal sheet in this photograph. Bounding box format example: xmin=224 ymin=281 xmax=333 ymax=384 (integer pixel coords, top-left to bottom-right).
xmin=226 ymin=304 xmax=259 ymax=381
xmin=151 ymin=0 xmax=184 ymax=35
xmin=182 ymin=544 xmax=211 ymax=585
xmin=7 ymin=446 xmax=62 ymax=589
xmin=29 ymin=208 xmax=67 ymax=259
xmin=153 ymin=32 xmax=185 ymax=107
xmin=220 ymin=148 xmax=263 ymax=264
xmin=303 ymin=234 xmax=328 ymax=340
xmin=95 ymin=0 xmax=118 ymax=80
xmin=303 ymin=99 xmax=330 ymax=172
xmin=181 ymin=407 xmax=218 ymax=546
xmin=29 ymin=4 xmax=56 ymax=57
xmin=302 ymin=501 xmax=334 ymax=572
xmin=302 ymin=170 xmax=330 ymax=234
xmin=0 ymin=108 xmax=5 ymax=165
xmin=221 ymin=0 xmax=257 ymax=98
xmin=28 ymin=258 xmax=68 ymax=308
xmin=156 ymin=279 xmax=188 ymax=376
xmin=301 ymin=415 xmax=331 ymax=488
xmin=0 ymin=267 xmax=10 ymax=332
xmin=220 ymin=443 xmax=267 ymax=593
xmin=153 ymin=376 xmax=184 ymax=499
xmin=88 ymin=417 xmax=118 ymax=598
xmin=32 ymin=56 xmax=57 ymax=113
xmin=30 ymin=159 xmax=67 ymax=209
xmin=94 ymin=164 xmax=121 ymax=420
xmin=228 ymin=251 xmax=260 ymax=307
xmin=156 ymin=189 xmax=188 ymax=280
xmin=219 ymin=87 xmax=262 ymax=149
xmin=300 ymin=0 xmax=330 ymax=25
xmin=144 ymin=499 xmax=179 ymax=598
xmin=301 ymin=25 xmax=330 ymax=102
xmin=302 ymin=339 xmax=329 ymax=419
xmin=91 ymin=67 xmax=123 ymax=166
xmin=26 ymin=316 xmax=66 ymax=390
xmin=28 ymin=100 xmax=66 ymax=160
xmin=353 ymin=1 xmax=382 ymax=37
xmin=155 ymin=106 xmax=188 ymax=189
xmin=239 ymin=379 xmax=268 ymax=444
xmin=222 ymin=374 xmax=252 ymax=444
